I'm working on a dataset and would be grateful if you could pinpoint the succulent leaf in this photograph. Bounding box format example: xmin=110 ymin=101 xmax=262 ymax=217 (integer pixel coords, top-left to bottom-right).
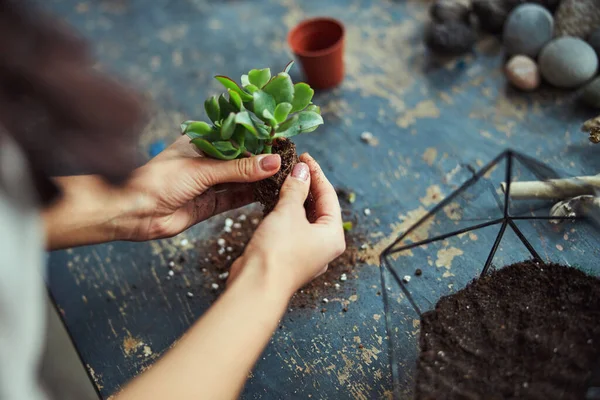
xmin=274 ymin=115 xmax=299 ymax=137
xmin=184 ymin=121 xmax=212 ymax=135
xmin=212 ymin=140 xmax=239 ymax=153
xmin=245 ymin=84 xmax=259 ymax=94
xmin=220 ymin=112 xmax=236 ymax=140
xmin=218 ymin=94 xmax=236 ymax=119
xmin=297 ymin=110 xmax=324 ymax=133
xmin=291 ymin=83 xmax=314 ymax=112
xmin=204 ymin=96 xmax=220 ymax=123
xmin=214 ymin=75 xmax=253 ymax=101
xmin=191 ymin=138 xmax=240 ymax=160
xmin=262 ymin=72 xmax=294 ymax=104
xmin=228 ymin=89 xmax=242 ymax=111
xmin=235 ymin=111 xmax=268 ymax=138
xmin=180 ymin=120 xmax=193 ymax=133
xmin=241 ymin=74 xmax=250 ymax=86
xmin=283 ymin=60 xmax=295 ymax=74
xmin=274 ymin=102 xmax=292 ymax=123
xmin=252 ymin=90 xmax=276 ymax=121
xmin=305 ymin=104 xmax=321 ymax=114
xmin=274 ymin=111 xmax=323 ymax=138
xmin=262 ymin=109 xmax=278 ymax=126
xmin=248 ymin=68 xmax=271 ymax=88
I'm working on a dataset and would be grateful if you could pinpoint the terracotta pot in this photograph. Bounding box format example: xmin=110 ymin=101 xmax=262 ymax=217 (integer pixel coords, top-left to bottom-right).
xmin=288 ymin=17 xmax=345 ymax=90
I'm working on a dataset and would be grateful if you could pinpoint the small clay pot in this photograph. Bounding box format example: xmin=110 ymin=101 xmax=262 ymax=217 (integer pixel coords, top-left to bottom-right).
xmin=287 ymin=17 xmax=345 ymax=90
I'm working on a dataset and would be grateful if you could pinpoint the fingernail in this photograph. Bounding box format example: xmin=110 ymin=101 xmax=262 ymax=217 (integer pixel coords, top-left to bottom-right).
xmin=292 ymin=162 xmax=309 ymax=181
xmin=259 ymin=154 xmax=280 ymax=171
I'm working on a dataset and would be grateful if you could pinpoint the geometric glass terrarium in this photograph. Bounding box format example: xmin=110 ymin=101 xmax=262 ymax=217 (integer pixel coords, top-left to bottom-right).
xmin=379 ymin=150 xmax=600 ymax=398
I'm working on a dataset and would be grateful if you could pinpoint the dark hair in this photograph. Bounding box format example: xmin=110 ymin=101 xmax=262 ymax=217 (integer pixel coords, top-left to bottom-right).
xmin=0 ymin=1 xmax=145 ymax=202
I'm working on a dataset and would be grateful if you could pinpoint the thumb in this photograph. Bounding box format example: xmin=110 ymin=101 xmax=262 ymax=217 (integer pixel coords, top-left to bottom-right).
xmin=275 ymin=162 xmax=311 ymax=210
xmin=197 ymin=154 xmax=281 ymax=187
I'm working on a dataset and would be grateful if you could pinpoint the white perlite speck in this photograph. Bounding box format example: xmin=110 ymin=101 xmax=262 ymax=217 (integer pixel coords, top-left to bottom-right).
xmin=217 ymin=238 xmax=226 ymax=247
xmin=334 ymin=283 xmax=341 ymax=289
xmin=224 ymin=226 xmax=232 ymax=233
xmin=168 ymin=261 xmax=175 ymax=268
xmin=186 ymin=292 xmax=194 ymax=298
xmin=233 ymin=222 xmax=242 ymax=229
xmin=238 ymin=214 xmax=247 ymax=221
xmin=360 ymin=131 xmax=373 ymax=142
xmin=168 ymin=270 xmax=174 ymax=277
xmin=364 ymin=208 xmax=371 ymax=216
xmin=251 ymin=218 xmax=260 ymax=225
xmin=211 ymin=283 xmax=219 ymax=290
xmin=403 ymin=275 xmax=411 ymax=283
xmin=226 ymin=246 xmax=233 ymax=252
xmin=225 ymin=218 xmax=234 ymax=228
xmin=360 ymin=243 xmax=368 ymax=250
xmin=180 ymin=238 xmax=189 ymax=246
xmin=218 ymin=272 xmax=229 ymax=280
xmin=340 ymin=273 xmax=347 ymax=281
xmin=322 ymin=298 xmax=329 ymax=303
xmin=218 ymin=247 xmax=225 ymax=255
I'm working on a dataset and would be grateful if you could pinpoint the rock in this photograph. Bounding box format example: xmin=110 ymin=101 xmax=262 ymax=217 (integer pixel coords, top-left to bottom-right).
xmin=505 ymin=55 xmax=541 ymax=91
xmin=589 ymin=29 xmax=600 ymax=57
xmin=472 ymin=0 xmax=509 ymax=34
xmin=430 ymin=0 xmax=471 ymax=24
xmin=554 ymin=0 xmax=600 ymax=38
xmin=503 ymin=4 xmax=553 ymax=58
xmin=425 ymin=21 xmax=477 ymax=55
xmin=581 ymin=77 xmax=600 ymax=108
xmin=539 ymin=37 xmax=598 ymax=88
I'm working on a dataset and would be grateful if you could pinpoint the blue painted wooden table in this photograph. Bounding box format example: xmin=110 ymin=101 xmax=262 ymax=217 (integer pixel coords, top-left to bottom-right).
xmin=46 ymin=0 xmax=599 ymax=399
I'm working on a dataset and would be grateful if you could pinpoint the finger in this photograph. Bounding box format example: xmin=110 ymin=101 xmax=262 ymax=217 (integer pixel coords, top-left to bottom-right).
xmin=275 ymin=162 xmax=311 ymax=211
xmin=195 ymin=154 xmax=281 ymax=187
xmin=299 ymin=153 xmax=342 ymax=225
xmin=191 ymin=184 xmax=254 ymax=224
xmin=313 ymin=264 xmax=328 ymax=279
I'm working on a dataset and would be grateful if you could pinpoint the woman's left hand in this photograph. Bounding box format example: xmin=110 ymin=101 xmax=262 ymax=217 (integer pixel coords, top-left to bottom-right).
xmin=44 ymin=135 xmax=280 ymax=249
xmin=123 ymin=135 xmax=281 ymax=241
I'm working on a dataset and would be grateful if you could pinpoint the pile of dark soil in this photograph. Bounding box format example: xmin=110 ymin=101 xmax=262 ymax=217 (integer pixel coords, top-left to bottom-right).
xmin=416 ymin=260 xmax=600 ymax=400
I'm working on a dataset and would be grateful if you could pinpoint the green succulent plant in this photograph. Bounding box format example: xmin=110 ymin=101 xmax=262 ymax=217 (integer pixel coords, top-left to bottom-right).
xmin=181 ymin=61 xmax=323 ymax=160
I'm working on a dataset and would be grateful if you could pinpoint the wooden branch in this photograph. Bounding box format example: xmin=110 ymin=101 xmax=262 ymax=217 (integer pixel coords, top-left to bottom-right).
xmin=582 ymin=115 xmax=600 ymax=144
xmin=500 ymin=175 xmax=600 ymax=200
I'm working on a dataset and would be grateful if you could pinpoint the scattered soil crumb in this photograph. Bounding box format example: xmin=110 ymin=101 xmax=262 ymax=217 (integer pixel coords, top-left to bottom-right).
xmin=173 ymin=189 xmax=368 ymax=312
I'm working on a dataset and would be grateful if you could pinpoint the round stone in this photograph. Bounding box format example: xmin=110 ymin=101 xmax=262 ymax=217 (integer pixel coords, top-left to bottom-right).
xmin=505 ymin=55 xmax=540 ymax=91
xmin=581 ymin=77 xmax=600 ymax=108
xmin=555 ymin=0 xmax=600 ymax=39
xmin=503 ymin=4 xmax=554 ymax=58
xmin=430 ymin=0 xmax=471 ymax=24
xmin=472 ymin=0 xmax=509 ymax=34
xmin=539 ymin=37 xmax=599 ymax=88
xmin=589 ymin=29 xmax=600 ymax=58
xmin=425 ymin=21 xmax=477 ymax=55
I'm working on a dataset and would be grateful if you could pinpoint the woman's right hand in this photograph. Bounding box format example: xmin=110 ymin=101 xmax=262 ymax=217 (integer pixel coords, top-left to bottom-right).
xmin=228 ymin=153 xmax=346 ymax=298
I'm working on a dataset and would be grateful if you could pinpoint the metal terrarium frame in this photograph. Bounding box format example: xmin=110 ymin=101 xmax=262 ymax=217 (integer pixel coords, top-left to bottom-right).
xmin=378 ymin=149 xmax=596 ymax=398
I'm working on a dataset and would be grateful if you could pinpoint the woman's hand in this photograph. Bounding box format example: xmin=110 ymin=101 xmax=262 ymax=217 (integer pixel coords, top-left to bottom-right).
xmin=123 ymin=135 xmax=281 ymax=241
xmin=229 ymin=153 xmax=346 ymax=298
xmin=44 ymin=135 xmax=281 ymax=250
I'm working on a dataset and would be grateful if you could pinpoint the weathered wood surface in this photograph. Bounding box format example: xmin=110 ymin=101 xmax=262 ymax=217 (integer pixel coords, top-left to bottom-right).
xmin=46 ymin=0 xmax=600 ymax=399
